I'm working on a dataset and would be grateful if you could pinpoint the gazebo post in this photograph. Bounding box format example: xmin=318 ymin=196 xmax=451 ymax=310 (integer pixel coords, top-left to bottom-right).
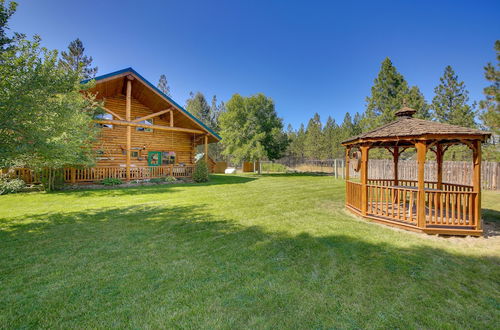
xmin=473 ymin=140 xmax=482 ymax=230
xmin=393 ymin=146 xmax=399 ymax=186
xmin=345 ymin=147 xmax=350 ymax=181
xmin=415 ymin=141 xmax=427 ymax=228
xmin=436 ymin=144 xmax=443 ymax=190
xmin=345 ymin=147 xmax=350 ymax=204
xmin=360 ymin=145 xmax=369 ymax=216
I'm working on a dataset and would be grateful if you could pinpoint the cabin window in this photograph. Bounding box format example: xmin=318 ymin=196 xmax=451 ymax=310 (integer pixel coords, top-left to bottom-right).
xmin=95 ymin=113 xmax=113 ymax=128
xmin=136 ymin=118 xmax=153 ymax=132
xmin=131 ymin=151 xmax=139 ymax=158
xmin=161 ymin=152 xmax=176 ymax=165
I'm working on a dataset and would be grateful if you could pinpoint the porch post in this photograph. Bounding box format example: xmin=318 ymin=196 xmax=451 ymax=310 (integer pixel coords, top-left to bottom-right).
xmin=360 ymin=145 xmax=369 ymax=216
xmin=393 ymin=146 xmax=399 ymax=186
xmin=416 ymin=141 xmax=427 ymax=228
xmin=204 ymin=134 xmax=209 ymax=162
xmin=473 ymin=140 xmax=482 ymax=230
xmin=126 ymin=76 xmax=133 ymax=181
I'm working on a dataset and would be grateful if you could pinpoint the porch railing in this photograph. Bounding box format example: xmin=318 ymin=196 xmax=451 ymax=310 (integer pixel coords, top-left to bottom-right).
xmin=5 ymin=165 xmax=195 ymax=184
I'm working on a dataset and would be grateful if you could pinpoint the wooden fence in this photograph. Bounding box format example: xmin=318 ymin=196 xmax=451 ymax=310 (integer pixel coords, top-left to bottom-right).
xmin=275 ymin=157 xmax=499 ymax=190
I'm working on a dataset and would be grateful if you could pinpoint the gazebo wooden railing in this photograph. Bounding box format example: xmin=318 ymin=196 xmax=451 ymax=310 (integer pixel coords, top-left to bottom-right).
xmin=342 ymin=106 xmax=491 ymax=236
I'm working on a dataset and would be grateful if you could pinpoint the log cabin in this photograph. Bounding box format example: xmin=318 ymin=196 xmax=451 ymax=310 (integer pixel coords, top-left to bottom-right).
xmin=75 ymin=67 xmax=221 ymax=182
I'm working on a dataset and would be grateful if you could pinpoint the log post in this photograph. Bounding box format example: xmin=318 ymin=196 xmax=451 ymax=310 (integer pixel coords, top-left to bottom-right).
xmin=71 ymin=167 xmax=76 ymax=184
xmin=393 ymin=146 xmax=399 ymax=186
xmin=204 ymin=134 xmax=208 ymax=162
xmin=345 ymin=147 xmax=350 ymax=206
xmin=416 ymin=141 xmax=427 ymax=228
xmin=435 ymin=144 xmax=443 ymax=213
xmin=126 ymin=76 xmax=133 ymax=181
xmin=436 ymin=144 xmax=443 ymax=190
xmin=473 ymin=140 xmax=482 ymax=230
xmin=360 ymin=145 xmax=369 ymax=216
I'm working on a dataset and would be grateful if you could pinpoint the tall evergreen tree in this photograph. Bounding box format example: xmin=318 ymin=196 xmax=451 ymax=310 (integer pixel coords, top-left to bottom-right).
xmin=362 ymin=58 xmax=409 ymax=131
xmin=406 ymin=86 xmax=431 ymax=119
xmin=0 ymin=0 xmax=17 ymax=52
xmin=363 ymin=58 xmax=429 ymax=131
xmin=304 ymin=113 xmax=325 ymax=159
xmin=157 ymin=74 xmax=171 ymax=97
xmin=289 ymin=123 xmax=306 ymax=158
xmin=59 ymin=38 xmax=97 ymax=79
xmin=431 ymin=65 xmax=476 ymax=127
xmin=323 ymin=116 xmax=341 ymax=159
xmin=186 ymin=92 xmax=212 ymax=127
xmin=479 ymin=40 xmax=500 ymax=135
xmin=352 ymin=112 xmax=363 ymax=136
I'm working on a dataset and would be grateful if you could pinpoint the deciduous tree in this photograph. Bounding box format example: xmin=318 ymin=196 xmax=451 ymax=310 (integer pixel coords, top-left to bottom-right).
xmin=219 ymin=94 xmax=287 ymax=169
xmin=0 ymin=35 xmax=101 ymax=190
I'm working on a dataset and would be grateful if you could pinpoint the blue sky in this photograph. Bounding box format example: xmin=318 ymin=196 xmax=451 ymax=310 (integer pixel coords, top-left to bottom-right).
xmin=9 ymin=0 xmax=500 ymax=128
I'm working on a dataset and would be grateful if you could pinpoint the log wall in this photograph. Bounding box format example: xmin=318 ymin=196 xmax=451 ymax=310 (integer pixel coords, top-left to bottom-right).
xmin=96 ymin=96 xmax=195 ymax=166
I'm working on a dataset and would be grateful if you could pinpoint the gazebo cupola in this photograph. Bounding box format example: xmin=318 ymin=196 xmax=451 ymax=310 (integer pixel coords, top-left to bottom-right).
xmin=342 ymin=106 xmax=491 ymax=236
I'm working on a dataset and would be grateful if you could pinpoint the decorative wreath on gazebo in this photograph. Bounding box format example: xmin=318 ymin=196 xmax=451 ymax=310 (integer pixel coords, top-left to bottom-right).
xmin=350 ymin=149 xmax=361 ymax=172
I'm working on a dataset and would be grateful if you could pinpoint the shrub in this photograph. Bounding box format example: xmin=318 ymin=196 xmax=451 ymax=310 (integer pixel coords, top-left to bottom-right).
xmin=0 ymin=176 xmax=26 ymax=195
xmin=193 ymin=161 xmax=209 ymax=183
xmin=150 ymin=178 xmax=163 ymax=184
xmin=100 ymin=178 xmax=123 ymax=186
xmin=165 ymin=176 xmax=176 ymax=183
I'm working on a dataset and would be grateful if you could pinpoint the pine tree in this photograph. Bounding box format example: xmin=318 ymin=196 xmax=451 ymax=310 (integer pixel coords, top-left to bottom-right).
xmin=406 ymin=86 xmax=431 ymax=119
xmin=352 ymin=112 xmax=363 ymax=136
xmin=0 ymin=0 xmax=17 ymax=51
xmin=363 ymin=58 xmax=409 ymax=131
xmin=363 ymin=58 xmax=429 ymax=131
xmin=323 ymin=116 xmax=340 ymax=159
xmin=157 ymin=74 xmax=171 ymax=97
xmin=289 ymin=124 xmax=306 ymax=158
xmin=186 ymin=92 xmax=211 ymax=127
xmin=59 ymin=38 xmax=97 ymax=79
xmin=304 ymin=113 xmax=325 ymax=159
xmin=479 ymin=40 xmax=500 ymax=135
xmin=432 ymin=65 xmax=476 ymax=127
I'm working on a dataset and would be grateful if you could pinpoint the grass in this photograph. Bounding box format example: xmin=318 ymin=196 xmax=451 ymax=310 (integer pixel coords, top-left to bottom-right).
xmin=0 ymin=174 xmax=499 ymax=328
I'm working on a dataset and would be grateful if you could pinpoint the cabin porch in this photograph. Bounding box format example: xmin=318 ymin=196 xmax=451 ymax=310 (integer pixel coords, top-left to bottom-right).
xmin=11 ymin=165 xmax=196 ymax=184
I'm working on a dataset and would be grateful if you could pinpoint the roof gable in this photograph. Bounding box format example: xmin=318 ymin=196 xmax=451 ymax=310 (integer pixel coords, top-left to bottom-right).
xmin=82 ymin=68 xmax=221 ymax=141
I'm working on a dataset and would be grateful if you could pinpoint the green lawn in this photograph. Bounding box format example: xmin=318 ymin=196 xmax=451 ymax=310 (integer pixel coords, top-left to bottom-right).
xmin=1 ymin=174 xmax=499 ymax=328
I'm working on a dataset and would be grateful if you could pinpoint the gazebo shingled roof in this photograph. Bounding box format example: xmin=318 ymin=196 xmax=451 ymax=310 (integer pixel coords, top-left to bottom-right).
xmin=342 ymin=109 xmax=490 ymax=145
xmin=342 ymin=106 xmax=491 ymax=236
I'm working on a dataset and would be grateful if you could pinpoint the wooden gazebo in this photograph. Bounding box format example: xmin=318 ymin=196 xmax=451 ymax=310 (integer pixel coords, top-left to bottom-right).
xmin=342 ymin=106 xmax=491 ymax=236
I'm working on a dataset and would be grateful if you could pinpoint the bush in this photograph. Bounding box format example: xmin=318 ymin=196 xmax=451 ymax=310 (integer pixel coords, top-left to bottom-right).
xmin=100 ymin=178 xmax=123 ymax=186
xmin=0 ymin=176 xmax=26 ymax=195
xmin=150 ymin=178 xmax=163 ymax=184
xmin=165 ymin=176 xmax=176 ymax=183
xmin=193 ymin=161 xmax=209 ymax=183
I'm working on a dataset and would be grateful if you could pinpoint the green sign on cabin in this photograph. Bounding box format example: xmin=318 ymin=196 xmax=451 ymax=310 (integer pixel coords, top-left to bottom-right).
xmin=148 ymin=151 xmax=162 ymax=166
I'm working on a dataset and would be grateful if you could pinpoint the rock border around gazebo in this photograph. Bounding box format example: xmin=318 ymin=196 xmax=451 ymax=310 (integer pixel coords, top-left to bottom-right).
xmin=342 ymin=107 xmax=491 ymax=236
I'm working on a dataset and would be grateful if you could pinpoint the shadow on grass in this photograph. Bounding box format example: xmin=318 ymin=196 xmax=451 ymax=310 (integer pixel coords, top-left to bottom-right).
xmin=47 ymin=174 xmax=258 ymax=197
xmin=0 ymin=204 xmax=499 ymax=328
